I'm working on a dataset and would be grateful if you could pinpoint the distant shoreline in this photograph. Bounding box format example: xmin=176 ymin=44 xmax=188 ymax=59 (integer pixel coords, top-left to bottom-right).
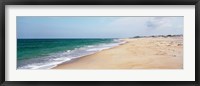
xmin=53 ymin=36 xmax=183 ymax=69
xmin=130 ymin=34 xmax=183 ymax=38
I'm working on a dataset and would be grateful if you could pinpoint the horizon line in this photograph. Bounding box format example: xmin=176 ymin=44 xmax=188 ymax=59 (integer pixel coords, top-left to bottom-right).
xmin=17 ymin=34 xmax=183 ymax=39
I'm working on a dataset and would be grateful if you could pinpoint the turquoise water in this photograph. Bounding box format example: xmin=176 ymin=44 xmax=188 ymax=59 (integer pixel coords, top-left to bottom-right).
xmin=17 ymin=39 xmax=124 ymax=69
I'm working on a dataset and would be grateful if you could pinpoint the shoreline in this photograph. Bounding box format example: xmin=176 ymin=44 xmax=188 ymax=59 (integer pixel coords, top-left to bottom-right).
xmin=53 ymin=36 xmax=183 ymax=69
xmin=52 ymin=40 xmax=128 ymax=69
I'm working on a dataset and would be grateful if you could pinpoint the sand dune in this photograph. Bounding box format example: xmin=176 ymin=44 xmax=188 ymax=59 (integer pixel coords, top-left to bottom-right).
xmin=53 ymin=36 xmax=183 ymax=69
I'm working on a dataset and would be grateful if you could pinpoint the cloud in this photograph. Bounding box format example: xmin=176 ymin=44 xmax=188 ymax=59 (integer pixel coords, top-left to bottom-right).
xmin=145 ymin=17 xmax=183 ymax=35
xmin=146 ymin=17 xmax=173 ymax=29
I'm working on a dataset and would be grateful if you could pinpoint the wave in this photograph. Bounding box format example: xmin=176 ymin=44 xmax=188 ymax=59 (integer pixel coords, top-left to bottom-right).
xmin=17 ymin=39 xmax=126 ymax=69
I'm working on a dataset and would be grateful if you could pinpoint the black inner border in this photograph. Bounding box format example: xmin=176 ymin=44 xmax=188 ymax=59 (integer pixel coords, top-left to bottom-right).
xmin=0 ymin=0 xmax=199 ymax=86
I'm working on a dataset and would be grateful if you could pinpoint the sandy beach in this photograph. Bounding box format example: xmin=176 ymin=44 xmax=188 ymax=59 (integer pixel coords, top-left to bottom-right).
xmin=53 ymin=36 xmax=183 ymax=69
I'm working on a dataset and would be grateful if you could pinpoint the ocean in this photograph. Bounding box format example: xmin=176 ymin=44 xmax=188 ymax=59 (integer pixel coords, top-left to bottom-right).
xmin=17 ymin=39 xmax=125 ymax=69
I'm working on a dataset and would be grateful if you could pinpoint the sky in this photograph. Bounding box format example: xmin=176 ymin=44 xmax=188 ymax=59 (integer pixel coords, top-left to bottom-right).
xmin=17 ymin=16 xmax=183 ymax=38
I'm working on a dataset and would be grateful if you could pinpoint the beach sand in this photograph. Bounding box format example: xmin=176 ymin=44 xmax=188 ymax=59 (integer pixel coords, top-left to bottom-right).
xmin=53 ymin=36 xmax=183 ymax=69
